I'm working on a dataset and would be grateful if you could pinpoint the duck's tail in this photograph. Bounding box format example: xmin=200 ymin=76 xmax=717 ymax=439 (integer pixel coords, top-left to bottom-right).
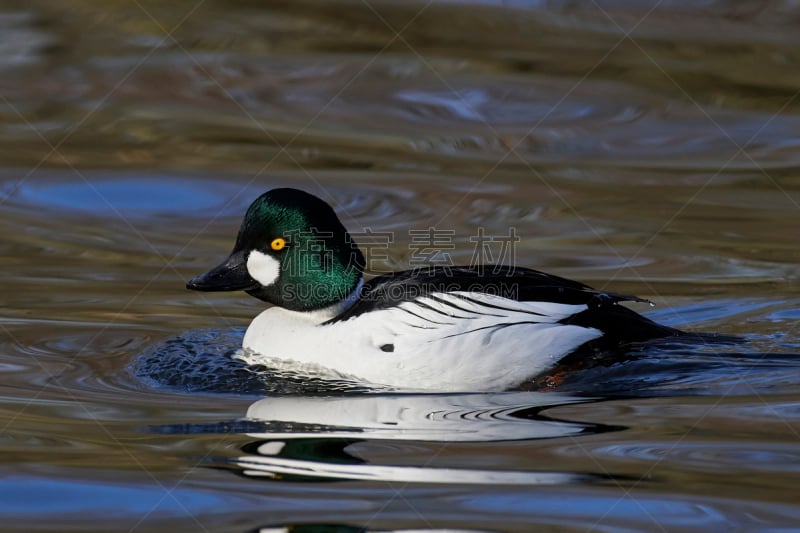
xmin=563 ymin=301 xmax=743 ymax=347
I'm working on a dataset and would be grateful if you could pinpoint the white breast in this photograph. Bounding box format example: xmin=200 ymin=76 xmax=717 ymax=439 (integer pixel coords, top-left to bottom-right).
xmin=239 ymin=291 xmax=602 ymax=391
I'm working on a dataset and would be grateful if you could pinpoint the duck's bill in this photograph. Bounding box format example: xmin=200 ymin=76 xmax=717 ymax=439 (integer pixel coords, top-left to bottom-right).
xmin=186 ymin=251 xmax=259 ymax=292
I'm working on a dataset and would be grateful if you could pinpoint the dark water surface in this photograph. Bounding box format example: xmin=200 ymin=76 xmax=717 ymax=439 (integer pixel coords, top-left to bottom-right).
xmin=2 ymin=1 xmax=800 ymax=531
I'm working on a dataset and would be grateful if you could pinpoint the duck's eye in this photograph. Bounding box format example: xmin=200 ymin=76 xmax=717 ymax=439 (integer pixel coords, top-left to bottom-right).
xmin=270 ymin=237 xmax=287 ymax=251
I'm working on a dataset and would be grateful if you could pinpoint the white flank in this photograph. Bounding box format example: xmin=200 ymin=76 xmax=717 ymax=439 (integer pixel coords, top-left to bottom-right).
xmin=246 ymin=250 xmax=280 ymax=286
xmin=240 ymin=291 xmax=603 ymax=391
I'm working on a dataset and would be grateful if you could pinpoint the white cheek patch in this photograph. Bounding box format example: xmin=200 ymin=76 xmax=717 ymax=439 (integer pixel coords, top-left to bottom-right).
xmin=246 ymin=250 xmax=281 ymax=287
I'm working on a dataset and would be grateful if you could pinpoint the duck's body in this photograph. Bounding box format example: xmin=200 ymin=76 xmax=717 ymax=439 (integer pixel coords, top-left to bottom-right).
xmin=188 ymin=188 xmax=683 ymax=391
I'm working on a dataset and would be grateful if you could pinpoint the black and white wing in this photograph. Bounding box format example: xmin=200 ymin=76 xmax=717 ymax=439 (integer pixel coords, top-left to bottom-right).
xmin=331 ymin=265 xmax=680 ymax=345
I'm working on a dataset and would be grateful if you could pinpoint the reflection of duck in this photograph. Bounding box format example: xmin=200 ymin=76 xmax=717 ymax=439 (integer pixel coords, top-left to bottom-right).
xmin=256 ymin=526 xmax=494 ymax=533
xmin=233 ymin=392 xmax=617 ymax=485
xmin=188 ymin=188 xmax=683 ymax=390
xmin=256 ymin=526 xmax=493 ymax=533
xmin=243 ymin=392 xmax=595 ymax=442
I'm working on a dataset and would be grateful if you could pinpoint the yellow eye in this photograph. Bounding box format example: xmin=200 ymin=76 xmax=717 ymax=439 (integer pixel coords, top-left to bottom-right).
xmin=270 ymin=237 xmax=286 ymax=251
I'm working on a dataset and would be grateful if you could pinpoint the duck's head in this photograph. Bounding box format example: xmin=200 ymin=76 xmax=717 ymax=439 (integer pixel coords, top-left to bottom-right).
xmin=187 ymin=188 xmax=365 ymax=312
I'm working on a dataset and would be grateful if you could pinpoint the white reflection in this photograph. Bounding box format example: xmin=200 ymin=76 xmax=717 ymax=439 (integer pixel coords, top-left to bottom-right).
xmin=258 ymin=524 xmax=487 ymax=533
xmin=245 ymin=391 xmax=591 ymax=442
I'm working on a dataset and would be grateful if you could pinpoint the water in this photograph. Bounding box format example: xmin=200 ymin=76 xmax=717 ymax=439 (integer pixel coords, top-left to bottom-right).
xmin=2 ymin=1 xmax=800 ymax=531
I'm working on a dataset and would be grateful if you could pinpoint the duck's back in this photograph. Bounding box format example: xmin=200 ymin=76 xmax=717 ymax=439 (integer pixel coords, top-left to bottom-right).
xmin=331 ymin=265 xmax=682 ymax=345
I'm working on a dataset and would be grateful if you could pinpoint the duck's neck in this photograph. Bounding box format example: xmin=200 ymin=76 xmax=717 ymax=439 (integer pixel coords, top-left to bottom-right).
xmin=290 ymin=277 xmax=364 ymax=324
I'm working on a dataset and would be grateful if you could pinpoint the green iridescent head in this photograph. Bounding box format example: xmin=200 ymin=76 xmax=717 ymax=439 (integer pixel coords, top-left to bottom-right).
xmin=187 ymin=188 xmax=365 ymax=311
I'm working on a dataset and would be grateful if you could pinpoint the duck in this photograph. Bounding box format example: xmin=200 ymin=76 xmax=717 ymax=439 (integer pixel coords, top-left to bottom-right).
xmin=187 ymin=187 xmax=685 ymax=391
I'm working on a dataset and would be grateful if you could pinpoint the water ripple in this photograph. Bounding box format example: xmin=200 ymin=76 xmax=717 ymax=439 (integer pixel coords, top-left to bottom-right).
xmin=575 ymin=442 xmax=800 ymax=473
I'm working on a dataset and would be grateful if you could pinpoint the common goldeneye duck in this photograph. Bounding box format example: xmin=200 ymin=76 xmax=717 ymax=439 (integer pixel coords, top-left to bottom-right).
xmin=187 ymin=187 xmax=683 ymax=391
